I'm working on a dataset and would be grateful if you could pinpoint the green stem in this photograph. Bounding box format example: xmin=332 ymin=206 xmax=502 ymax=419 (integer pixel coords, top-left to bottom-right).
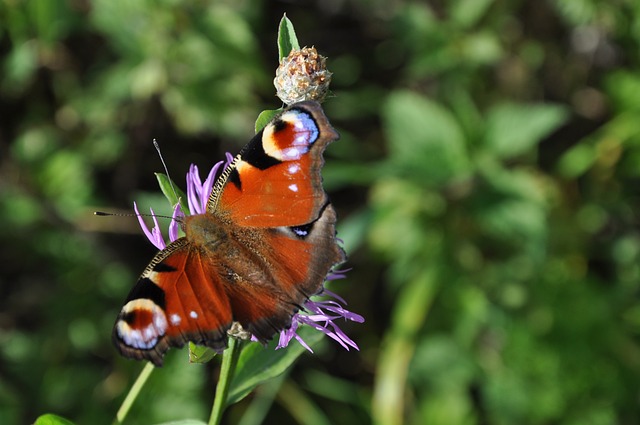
xmin=113 ymin=361 xmax=155 ymax=425
xmin=209 ymin=338 xmax=243 ymax=425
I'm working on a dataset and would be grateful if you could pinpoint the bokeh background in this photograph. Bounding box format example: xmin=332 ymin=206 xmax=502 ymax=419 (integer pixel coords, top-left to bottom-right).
xmin=2 ymin=0 xmax=640 ymax=424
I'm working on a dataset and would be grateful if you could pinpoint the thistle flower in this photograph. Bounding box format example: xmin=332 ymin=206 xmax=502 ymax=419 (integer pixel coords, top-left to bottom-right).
xmin=274 ymin=46 xmax=332 ymax=104
xmin=134 ymin=159 xmax=363 ymax=352
xmin=277 ymin=287 xmax=364 ymax=352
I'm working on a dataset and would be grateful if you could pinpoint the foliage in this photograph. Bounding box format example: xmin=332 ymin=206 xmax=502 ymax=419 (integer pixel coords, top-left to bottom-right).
xmin=2 ymin=0 xmax=640 ymax=424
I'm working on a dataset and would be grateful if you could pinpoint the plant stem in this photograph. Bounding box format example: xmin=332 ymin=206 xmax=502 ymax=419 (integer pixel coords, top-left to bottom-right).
xmin=114 ymin=361 xmax=155 ymax=425
xmin=209 ymin=338 xmax=242 ymax=425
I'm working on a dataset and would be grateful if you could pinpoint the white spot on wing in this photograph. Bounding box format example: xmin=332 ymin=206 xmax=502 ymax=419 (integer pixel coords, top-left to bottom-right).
xmin=284 ymin=147 xmax=301 ymax=158
xmin=294 ymin=134 xmax=308 ymax=145
xmin=289 ymin=184 xmax=299 ymax=192
xmin=170 ymin=314 xmax=181 ymax=325
xmin=190 ymin=310 xmax=198 ymax=319
xmin=288 ymin=164 xmax=300 ymax=174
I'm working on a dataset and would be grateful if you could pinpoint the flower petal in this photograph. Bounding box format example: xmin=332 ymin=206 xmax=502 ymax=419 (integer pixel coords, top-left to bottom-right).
xmin=276 ymin=287 xmax=363 ymax=352
xmin=134 ymin=202 xmax=167 ymax=250
xmin=148 ymin=207 xmax=167 ymax=249
xmin=186 ymin=164 xmax=201 ymax=215
xmin=168 ymin=203 xmax=182 ymax=242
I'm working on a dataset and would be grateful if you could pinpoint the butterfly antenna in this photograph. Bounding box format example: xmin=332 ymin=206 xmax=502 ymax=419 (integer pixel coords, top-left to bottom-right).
xmin=94 ymin=211 xmax=181 ymax=222
xmin=153 ymin=139 xmax=181 ymax=206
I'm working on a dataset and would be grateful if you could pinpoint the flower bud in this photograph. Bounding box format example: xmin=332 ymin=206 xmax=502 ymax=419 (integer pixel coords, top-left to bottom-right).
xmin=274 ymin=47 xmax=332 ymax=104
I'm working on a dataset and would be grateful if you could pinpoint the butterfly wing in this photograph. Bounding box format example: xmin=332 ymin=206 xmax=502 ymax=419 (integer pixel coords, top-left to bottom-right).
xmin=227 ymin=202 xmax=345 ymax=342
xmin=113 ymin=238 xmax=232 ymax=366
xmin=208 ymin=101 xmax=339 ymax=227
xmin=205 ymin=101 xmax=345 ymax=343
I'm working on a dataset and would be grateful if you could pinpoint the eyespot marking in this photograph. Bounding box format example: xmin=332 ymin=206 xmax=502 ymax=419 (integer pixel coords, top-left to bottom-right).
xmin=116 ymin=299 xmax=168 ymax=350
xmin=261 ymin=110 xmax=319 ymax=161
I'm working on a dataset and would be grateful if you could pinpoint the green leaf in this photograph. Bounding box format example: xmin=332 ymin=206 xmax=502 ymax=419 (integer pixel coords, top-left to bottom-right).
xmin=450 ymin=0 xmax=495 ymax=28
xmin=556 ymin=113 xmax=640 ymax=177
xmin=34 ymin=414 xmax=76 ymax=425
xmin=383 ymin=90 xmax=470 ymax=185
xmin=188 ymin=342 xmax=217 ymax=364
xmin=3 ymin=39 xmax=38 ymax=91
xmin=372 ymin=270 xmax=439 ymax=425
xmin=556 ymin=142 xmax=596 ymax=178
xmin=277 ymin=13 xmax=300 ymax=61
xmin=477 ymin=197 xmax=547 ymax=261
xmin=411 ymin=336 xmax=475 ymax=388
xmin=605 ymin=70 xmax=640 ymax=112
xmin=155 ymin=173 xmax=189 ymax=213
xmin=255 ymin=109 xmax=281 ymax=133
xmin=154 ymin=421 xmax=208 ymax=425
xmin=484 ymin=103 xmax=568 ymax=159
xmin=227 ymin=326 xmax=323 ymax=405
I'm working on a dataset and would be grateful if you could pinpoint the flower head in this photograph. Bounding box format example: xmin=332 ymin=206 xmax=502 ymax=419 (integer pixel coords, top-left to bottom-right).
xmin=135 ymin=158 xmax=363 ymax=352
xmin=277 ymin=287 xmax=364 ymax=352
xmin=274 ymin=47 xmax=332 ymax=105
xmin=134 ymin=157 xmax=230 ymax=247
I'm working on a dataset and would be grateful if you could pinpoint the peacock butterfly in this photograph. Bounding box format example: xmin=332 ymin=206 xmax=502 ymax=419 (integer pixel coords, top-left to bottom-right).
xmin=113 ymin=101 xmax=345 ymax=366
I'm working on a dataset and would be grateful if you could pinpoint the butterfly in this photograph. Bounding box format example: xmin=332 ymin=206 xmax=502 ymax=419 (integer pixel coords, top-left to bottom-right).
xmin=113 ymin=101 xmax=345 ymax=366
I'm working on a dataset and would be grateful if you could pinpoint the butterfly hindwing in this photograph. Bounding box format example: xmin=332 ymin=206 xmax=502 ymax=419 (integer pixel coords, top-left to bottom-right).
xmin=113 ymin=238 xmax=233 ymax=366
xmin=222 ymin=202 xmax=345 ymax=342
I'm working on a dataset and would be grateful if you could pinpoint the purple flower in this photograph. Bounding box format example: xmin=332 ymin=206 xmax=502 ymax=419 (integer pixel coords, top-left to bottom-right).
xmin=133 ymin=202 xmax=182 ymax=250
xmin=135 ymin=158 xmax=363 ymax=352
xmin=277 ymin=287 xmax=364 ymax=352
xmin=134 ymin=157 xmax=229 ymax=247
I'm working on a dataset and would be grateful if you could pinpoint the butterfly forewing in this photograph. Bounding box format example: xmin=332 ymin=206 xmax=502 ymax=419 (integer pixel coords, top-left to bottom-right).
xmin=209 ymin=101 xmax=339 ymax=227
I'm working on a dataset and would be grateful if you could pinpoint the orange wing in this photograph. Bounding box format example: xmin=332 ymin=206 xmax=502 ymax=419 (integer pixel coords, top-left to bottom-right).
xmin=223 ymin=202 xmax=346 ymax=342
xmin=208 ymin=101 xmax=339 ymax=227
xmin=113 ymin=238 xmax=233 ymax=366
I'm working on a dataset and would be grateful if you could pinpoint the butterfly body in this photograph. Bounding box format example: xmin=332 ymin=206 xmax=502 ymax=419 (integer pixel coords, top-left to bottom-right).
xmin=114 ymin=101 xmax=344 ymax=366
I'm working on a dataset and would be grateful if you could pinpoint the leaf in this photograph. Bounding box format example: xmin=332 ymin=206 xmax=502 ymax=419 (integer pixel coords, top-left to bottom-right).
xmin=383 ymin=90 xmax=470 ymax=185
xmin=277 ymin=13 xmax=300 ymax=61
xmin=154 ymin=421 xmax=208 ymax=425
xmin=477 ymin=197 xmax=547 ymax=260
xmin=155 ymin=173 xmax=189 ymax=213
xmin=227 ymin=326 xmax=323 ymax=405
xmin=450 ymin=0 xmax=495 ymax=28
xmin=484 ymin=103 xmax=568 ymax=159
xmin=372 ymin=270 xmax=438 ymax=425
xmin=34 ymin=414 xmax=76 ymax=425
xmin=3 ymin=39 xmax=38 ymax=91
xmin=605 ymin=70 xmax=640 ymax=112
xmin=188 ymin=342 xmax=217 ymax=364
xmin=556 ymin=113 xmax=639 ymax=177
xmin=254 ymin=109 xmax=281 ymax=133
xmin=411 ymin=336 xmax=475 ymax=388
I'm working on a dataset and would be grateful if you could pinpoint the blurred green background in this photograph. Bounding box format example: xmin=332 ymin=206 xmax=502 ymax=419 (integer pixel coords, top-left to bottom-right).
xmin=2 ymin=0 xmax=640 ymax=424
